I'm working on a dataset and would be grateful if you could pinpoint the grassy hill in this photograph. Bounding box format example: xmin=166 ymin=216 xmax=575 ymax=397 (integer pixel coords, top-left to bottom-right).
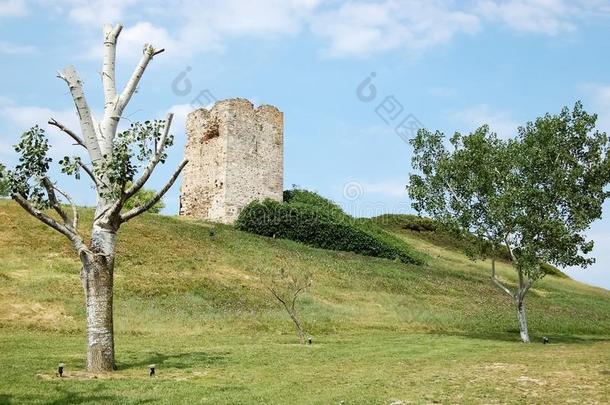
xmin=0 ymin=200 xmax=608 ymax=404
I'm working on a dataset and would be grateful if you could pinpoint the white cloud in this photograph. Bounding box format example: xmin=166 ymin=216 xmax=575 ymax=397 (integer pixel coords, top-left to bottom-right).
xmin=0 ymin=40 xmax=35 ymax=54
xmin=475 ymin=0 xmax=610 ymax=36
xmin=64 ymin=0 xmax=141 ymax=26
xmin=0 ymin=102 xmax=84 ymax=160
xmin=362 ymin=179 xmax=408 ymax=198
xmin=0 ymin=100 xmax=99 ymax=206
xmin=188 ymin=0 xmax=320 ymax=37
xmin=42 ymin=0 xmax=483 ymax=60
xmin=475 ymin=0 xmax=575 ymax=35
xmin=165 ymin=103 xmax=196 ymax=136
xmin=9 ymin=0 xmax=610 ymax=61
xmin=451 ymin=104 xmax=519 ymax=138
xmin=310 ymin=0 xmax=480 ymax=57
xmin=84 ymin=21 xmax=179 ymax=60
xmin=2 ymin=105 xmax=76 ymax=130
xmin=64 ymin=0 xmax=323 ymax=60
xmin=0 ymin=0 xmax=27 ymax=17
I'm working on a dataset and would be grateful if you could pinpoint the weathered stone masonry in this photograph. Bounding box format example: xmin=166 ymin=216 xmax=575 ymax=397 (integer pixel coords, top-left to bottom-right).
xmin=179 ymin=98 xmax=284 ymax=223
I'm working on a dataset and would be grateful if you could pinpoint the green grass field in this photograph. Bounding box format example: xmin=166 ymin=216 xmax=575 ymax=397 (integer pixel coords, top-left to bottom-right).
xmin=0 ymin=200 xmax=609 ymax=404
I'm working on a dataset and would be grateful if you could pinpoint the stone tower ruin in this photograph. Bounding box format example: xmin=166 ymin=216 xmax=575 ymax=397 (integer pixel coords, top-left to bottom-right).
xmin=179 ymin=98 xmax=284 ymax=224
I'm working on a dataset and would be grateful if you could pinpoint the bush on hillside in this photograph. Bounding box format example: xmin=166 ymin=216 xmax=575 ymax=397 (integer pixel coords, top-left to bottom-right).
xmin=373 ymin=214 xmax=568 ymax=278
xmin=236 ymin=194 xmax=422 ymax=265
xmin=540 ymin=262 xmax=568 ymax=278
xmin=123 ymin=186 xmax=165 ymax=213
xmin=374 ymin=214 xmax=437 ymax=232
xmin=283 ymin=188 xmax=346 ymax=216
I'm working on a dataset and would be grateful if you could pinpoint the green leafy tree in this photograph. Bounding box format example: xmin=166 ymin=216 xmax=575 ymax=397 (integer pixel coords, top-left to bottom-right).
xmin=408 ymin=102 xmax=610 ymax=342
xmin=0 ymin=24 xmax=187 ymax=371
xmin=123 ymin=185 xmax=165 ymax=214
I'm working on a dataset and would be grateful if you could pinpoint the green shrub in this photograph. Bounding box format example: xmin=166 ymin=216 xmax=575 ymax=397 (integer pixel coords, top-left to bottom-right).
xmin=373 ymin=214 xmax=437 ymax=232
xmin=283 ymin=188 xmax=346 ymax=216
xmin=539 ymin=262 xmax=568 ymax=278
xmin=373 ymin=214 xmax=568 ymax=278
xmin=123 ymin=186 xmax=165 ymax=213
xmin=236 ymin=195 xmax=422 ymax=265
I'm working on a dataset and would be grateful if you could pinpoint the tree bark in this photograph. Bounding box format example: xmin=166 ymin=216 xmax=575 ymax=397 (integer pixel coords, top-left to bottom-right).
xmin=81 ymin=224 xmax=117 ymax=372
xmin=516 ymin=297 xmax=530 ymax=343
xmin=290 ymin=310 xmax=305 ymax=345
xmin=276 ymin=298 xmax=305 ymax=345
xmin=8 ymin=24 xmax=183 ymax=373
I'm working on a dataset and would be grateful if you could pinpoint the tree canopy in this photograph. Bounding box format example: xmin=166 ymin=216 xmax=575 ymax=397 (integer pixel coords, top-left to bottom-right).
xmin=408 ymin=102 xmax=610 ymax=341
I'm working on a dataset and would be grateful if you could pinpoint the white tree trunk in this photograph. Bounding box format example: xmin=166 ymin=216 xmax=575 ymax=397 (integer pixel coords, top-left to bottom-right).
xmin=495 ymin=241 xmax=534 ymax=343
xmin=81 ymin=237 xmax=116 ymax=372
xmin=516 ymin=298 xmax=530 ymax=343
xmin=13 ymin=23 xmax=187 ymax=373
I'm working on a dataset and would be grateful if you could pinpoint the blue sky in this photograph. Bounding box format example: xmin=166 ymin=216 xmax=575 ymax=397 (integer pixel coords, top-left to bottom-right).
xmin=1 ymin=0 xmax=609 ymax=289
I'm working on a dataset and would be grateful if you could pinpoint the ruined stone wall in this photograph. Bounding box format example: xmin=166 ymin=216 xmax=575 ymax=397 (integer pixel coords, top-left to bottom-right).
xmin=179 ymin=98 xmax=284 ymax=223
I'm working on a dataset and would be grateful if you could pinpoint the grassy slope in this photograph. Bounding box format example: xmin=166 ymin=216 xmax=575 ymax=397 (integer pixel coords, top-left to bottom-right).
xmin=0 ymin=200 xmax=608 ymax=404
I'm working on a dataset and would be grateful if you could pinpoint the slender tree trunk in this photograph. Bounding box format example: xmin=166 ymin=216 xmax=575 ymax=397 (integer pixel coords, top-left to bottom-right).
xmin=282 ymin=303 xmax=305 ymax=345
xmin=81 ymin=221 xmax=117 ymax=372
xmin=515 ymin=297 xmax=530 ymax=343
xmin=289 ymin=311 xmax=305 ymax=345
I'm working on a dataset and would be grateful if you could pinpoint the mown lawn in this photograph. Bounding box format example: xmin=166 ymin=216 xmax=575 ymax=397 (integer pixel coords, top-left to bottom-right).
xmin=1 ymin=330 xmax=608 ymax=404
xmin=0 ymin=201 xmax=609 ymax=404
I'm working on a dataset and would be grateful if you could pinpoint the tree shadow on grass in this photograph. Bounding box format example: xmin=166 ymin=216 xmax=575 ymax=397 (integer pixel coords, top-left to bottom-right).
xmin=437 ymin=330 xmax=610 ymax=345
xmin=119 ymin=350 xmax=230 ymax=371
xmin=1 ymin=385 xmax=155 ymax=405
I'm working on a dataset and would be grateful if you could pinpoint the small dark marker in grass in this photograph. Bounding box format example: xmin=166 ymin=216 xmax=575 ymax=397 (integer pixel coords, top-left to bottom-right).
xmin=308 ymin=337 xmax=312 ymax=345
xmin=57 ymin=363 xmax=64 ymax=378
xmin=542 ymin=337 xmax=549 ymax=344
xmin=149 ymin=364 xmax=155 ymax=377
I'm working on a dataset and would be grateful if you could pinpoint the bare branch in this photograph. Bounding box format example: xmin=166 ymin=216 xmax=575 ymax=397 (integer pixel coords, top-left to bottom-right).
xmin=41 ymin=177 xmax=81 ymax=233
xmin=45 ymin=119 xmax=99 ymax=187
xmin=521 ymin=277 xmax=535 ymax=298
xmin=52 ymin=184 xmax=79 ymax=230
xmin=41 ymin=177 xmax=69 ymax=225
xmin=291 ymin=281 xmax=310 ymax=310
xmin=491 ymin=275 xmax=514 ymax=298
xmin=48 ymin=118 xmax=86 ymax=149
xmin=117 ymin=44 xmax=162 ymax=113
xmin=267 ymin=286 xmax=287 ymax=307
xmin=120 ymin=159 xmax=188 ymax=223
xmin=12 ymin=194 xmax=85 ymax=252
xmin=504 ymin=235 xmax=517 ymax=263
xmin=57 ymin=66 xmax=103 ymax=164
xmin=76 ymin=160 xmax=99 ymax=187
xmin=490 ymin=257 xmax=514 ymax=298
xmin=102 ymin=23 xmax=122 ymax=110
xmin=124 ymin=113 xmax=173 ymax=199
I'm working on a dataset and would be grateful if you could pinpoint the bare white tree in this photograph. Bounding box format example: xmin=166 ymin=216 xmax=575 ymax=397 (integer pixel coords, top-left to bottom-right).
xmin=1 ymin=24 xmax=187 ymax=372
